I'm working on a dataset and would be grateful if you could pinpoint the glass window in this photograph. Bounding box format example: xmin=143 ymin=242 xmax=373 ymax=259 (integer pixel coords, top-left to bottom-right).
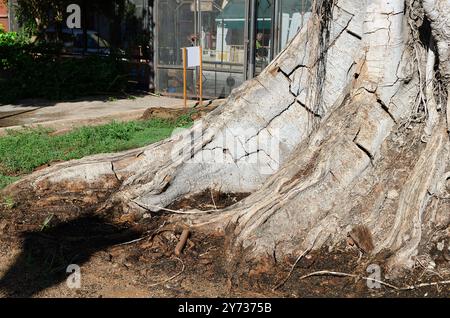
xmin=208 ymin=0 xmax=245 ymax=66
xmin=157 ymin=0 xmax=195 ymax=66
xmin=199 ymin=0 xmax=245 ymax=97
xmin=279 ymin=0 xmax=312 ymax=51
xmin=255 ymin=0 xmax=273 ymax=75
xmin=155 ymin=0 xmax=313 ymax=98
xmin=156 ymin=0 xmax=246 ymax=98
xmin=157 ymin=68 xmax=196 ymax=96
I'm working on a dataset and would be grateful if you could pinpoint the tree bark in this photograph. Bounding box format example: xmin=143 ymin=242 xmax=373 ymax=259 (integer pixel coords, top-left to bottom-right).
xmin=4 ymin=0 xmax=450 ymax=276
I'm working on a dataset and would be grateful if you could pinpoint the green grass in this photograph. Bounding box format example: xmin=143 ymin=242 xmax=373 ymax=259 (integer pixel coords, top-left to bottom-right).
xmin=0 ymin=175 xmax=20 ymax=190
xmin=0 ymin=116 xmax=193 ymax=190
xmin=1 ymin=195 xmax=15 ymax=209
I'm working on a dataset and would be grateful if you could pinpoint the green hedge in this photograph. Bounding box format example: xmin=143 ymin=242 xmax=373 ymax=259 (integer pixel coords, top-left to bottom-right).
xmin=0 ymin=31 xmax=128 ymax=104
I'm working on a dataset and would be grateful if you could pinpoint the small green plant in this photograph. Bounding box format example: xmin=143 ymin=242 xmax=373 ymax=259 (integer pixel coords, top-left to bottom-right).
xmin=0 ymin=30 xmax=29 ymax=46
xmin=175 ymin=109 xmax=198 ymax=126
xmin=1 ymin=196 xmax=15 ymax=209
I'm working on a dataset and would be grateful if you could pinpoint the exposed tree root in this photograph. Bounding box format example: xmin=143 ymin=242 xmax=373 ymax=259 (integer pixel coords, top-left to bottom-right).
xmin=3 ymin=0 xmax=450 ymax=277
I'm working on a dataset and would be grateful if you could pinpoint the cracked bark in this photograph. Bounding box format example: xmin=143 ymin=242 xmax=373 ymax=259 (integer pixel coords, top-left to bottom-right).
xmin=3 ymin=0 xmax=450 ymax=276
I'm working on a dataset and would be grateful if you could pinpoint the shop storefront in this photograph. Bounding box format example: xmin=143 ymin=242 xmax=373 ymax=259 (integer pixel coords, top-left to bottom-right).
xmin=155 ymin=0 xmax=312 ymax=99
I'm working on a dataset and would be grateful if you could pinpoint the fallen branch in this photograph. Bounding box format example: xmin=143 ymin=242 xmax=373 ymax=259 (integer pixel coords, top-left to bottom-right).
xmin=210 ymin=188 xmax=218 ymax=210
xmin=175 ymin=229 xmax=191 ymax=256
xmin=399 ymin=280 xmax=450 ymax=291
xmin=113 ymin=236 xmax=148 ymax=247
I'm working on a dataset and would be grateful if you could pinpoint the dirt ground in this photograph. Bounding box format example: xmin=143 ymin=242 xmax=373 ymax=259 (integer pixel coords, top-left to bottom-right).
xmin=0 ymin=186 xmax=449 ymax=299
xmin=0 ymin=95 xmax=194 ymax=128
xmin=0 ymin=95 xmax=222 ymax=136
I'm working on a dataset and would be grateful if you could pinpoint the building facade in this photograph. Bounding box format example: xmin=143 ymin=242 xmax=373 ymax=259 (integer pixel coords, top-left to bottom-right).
xmin=154 ymin=0 xmax=312 ymax=99
xmin=4 ymin=0 xmax=311 ymax=98
xmin=0 ymin=1 xmax=9 ymax=31
xmin=54 ymin=0 xmax=311 ymax=99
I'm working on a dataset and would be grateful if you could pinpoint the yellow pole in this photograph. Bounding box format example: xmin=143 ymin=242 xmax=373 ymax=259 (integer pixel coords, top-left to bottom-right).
xmin=199 ymin=46 xmax=203 ymax=107
xmin=183 ymin=47 xmax=187 ymax=108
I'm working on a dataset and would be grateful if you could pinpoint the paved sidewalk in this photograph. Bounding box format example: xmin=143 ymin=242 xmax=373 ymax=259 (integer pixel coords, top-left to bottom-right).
xmin=0 ymin=95 xmax=199 ymax=135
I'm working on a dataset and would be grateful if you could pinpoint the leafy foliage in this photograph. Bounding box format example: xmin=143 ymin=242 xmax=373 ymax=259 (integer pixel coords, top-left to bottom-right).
xmin=12 ymin=0 xmax=147 ymax=43
xmin=0 ymin=32 xmax=128 ymax=103
xmin=14 ymin=0 xmax=72 ymax=35
xmin=0 ymin=1 xmax=154 ymax=103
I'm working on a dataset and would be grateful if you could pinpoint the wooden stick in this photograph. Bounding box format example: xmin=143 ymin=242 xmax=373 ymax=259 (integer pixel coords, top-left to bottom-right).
xmin=183 ymin=47 xmax=187 ymax=108
xmin=199 ymin=46 xmax=203 ymax=107
xmin=175 ymin=229 xmax=190 ymax=256
xmin=400 ymin=280 xmax=450 ymax=291
xmin=210 ymin=188 xmax=218 ymax=210
xmin=142 ymin=202 xmax=217 ymax=214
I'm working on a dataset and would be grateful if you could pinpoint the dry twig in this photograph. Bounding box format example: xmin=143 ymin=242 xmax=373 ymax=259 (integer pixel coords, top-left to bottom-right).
xmin=298 ymin=270 xmax=450 ymax=292
xmin=272 ymin=247 xmax=312 ymax=291
xmin=134 ymin=201 xmax=217 ymax=214
xmin=299 ymin=270 xmax=399 ymax=290
xmin=210 ymin=188 xmax=218 ymax=210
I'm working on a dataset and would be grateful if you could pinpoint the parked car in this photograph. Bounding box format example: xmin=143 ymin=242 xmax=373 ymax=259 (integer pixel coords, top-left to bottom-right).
xmin=44 ymin=28 xmax=113 ymax=56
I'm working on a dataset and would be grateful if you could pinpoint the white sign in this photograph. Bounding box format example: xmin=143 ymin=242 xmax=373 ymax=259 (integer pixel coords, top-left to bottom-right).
xmin=186 ymin=46 xmax=201 ymax=68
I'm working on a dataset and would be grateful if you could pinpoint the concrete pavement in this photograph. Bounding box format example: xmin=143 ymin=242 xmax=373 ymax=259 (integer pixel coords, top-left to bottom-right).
xmin=0 ymin=95 xmax=199 ymax=135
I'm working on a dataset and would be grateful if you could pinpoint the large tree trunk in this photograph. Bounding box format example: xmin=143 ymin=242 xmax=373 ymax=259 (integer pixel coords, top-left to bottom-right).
xmin=4 ymin=0 xmax=450 ymax=276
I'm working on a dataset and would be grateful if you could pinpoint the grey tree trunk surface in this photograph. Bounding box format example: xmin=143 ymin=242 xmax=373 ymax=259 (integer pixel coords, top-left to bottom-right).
xmin=5 ymin=0 xmax=450 ymax=276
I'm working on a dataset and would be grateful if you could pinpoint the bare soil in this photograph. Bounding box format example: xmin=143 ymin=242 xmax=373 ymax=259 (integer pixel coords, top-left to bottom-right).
xmin=0 ymin=186 xmax=449 ymax=298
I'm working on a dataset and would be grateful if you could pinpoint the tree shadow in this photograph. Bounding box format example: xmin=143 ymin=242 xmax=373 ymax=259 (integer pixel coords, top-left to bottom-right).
xmin=0 ymin=216 xmax=142 ymax=298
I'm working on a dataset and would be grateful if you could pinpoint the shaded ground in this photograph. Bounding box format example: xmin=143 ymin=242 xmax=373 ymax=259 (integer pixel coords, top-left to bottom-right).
xmin=0 ymin=186 xmax=449 ymax=298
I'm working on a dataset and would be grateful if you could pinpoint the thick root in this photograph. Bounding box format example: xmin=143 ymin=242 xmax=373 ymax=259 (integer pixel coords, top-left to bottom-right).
xmin=3 ymin=0 xmax=450 ymax=277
